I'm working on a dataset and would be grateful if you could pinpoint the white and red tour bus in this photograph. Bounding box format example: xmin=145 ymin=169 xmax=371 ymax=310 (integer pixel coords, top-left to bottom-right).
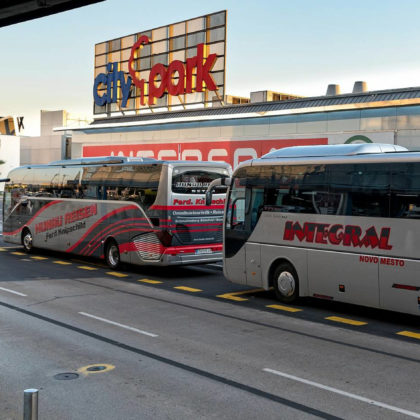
xmin=2 ymin=157 xmax=230 ymax=269
xmin=207 ymin=143 xmax=420 ymax=316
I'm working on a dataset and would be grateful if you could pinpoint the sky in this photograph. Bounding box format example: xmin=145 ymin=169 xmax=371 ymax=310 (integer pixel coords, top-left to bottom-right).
xmin=1 ymin=0 xmax=420 ymax=136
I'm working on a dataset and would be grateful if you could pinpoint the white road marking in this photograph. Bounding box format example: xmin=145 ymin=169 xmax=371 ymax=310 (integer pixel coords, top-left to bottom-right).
xmin=78 ymin=312 xmax=158 ymax=337
xmin=263 ymin=368 xmax=420 ymax=419
xmin=0 ymin=286 xmax=27 ymax=297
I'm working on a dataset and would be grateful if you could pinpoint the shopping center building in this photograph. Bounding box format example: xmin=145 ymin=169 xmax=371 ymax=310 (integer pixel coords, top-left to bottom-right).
xmin=54 ymin=10 xmax=420 ymax=168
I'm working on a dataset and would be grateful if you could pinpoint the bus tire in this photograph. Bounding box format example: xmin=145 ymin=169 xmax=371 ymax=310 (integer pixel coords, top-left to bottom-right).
xmin=22 ymin=228 xmax=33 ymax=253
xmin=105 ymin=239 xmax=121 ymax=270
xmin=272 ymin=262 xmax=299 ymax=303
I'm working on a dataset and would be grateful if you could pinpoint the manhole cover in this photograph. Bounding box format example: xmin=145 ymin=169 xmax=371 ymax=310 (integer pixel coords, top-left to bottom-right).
xmin=86 ymin=366 xmax=106 ymax=372
xmin=54 ymin=373 xmax=79 ymax=380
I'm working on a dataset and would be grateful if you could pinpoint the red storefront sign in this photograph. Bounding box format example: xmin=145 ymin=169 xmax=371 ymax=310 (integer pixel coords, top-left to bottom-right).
xmin=83 ymin=138 xmax=328 ymax=168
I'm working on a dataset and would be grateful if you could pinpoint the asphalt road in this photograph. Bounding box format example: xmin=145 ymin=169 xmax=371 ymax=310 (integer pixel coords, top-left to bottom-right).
xmin=0 ymin=234 xmax=419 ymax=419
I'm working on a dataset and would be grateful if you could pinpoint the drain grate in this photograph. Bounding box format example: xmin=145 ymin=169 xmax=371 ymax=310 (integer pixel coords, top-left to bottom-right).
xmin=54 ymin=373 xmax=79 ymax=380
xmin=86 ymin=366 xmax=107 ymax=372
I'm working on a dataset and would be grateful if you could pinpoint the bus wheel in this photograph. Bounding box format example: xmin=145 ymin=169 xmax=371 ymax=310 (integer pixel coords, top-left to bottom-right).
xmin=272 ymin=262 xmax=299 ymax=303
xmin=22 ymin=228 xmax=33 ymax=253
xmin=105 ymin=239 xmax=120 ymax=269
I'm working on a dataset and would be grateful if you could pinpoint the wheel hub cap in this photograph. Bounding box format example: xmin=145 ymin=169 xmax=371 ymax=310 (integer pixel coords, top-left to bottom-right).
xmin=24 ymin=234 xmax=32 ymax=249
xmin=277 ymin=271 xmax=295 ymax=297
xmin=108 ymin=245 xmax=119 ymax=266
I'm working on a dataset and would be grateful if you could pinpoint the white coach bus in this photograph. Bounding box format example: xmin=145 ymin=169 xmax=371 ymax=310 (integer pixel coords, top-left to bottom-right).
xmin=208 ymin=143 xmax=420 ymax=316
xmin=2 ymin=157 xmax=230 ymax=269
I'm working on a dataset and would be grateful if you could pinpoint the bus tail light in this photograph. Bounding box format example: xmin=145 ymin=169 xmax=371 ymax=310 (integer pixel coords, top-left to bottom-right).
xmin=157 ymin=230 xmax=173 ymax=247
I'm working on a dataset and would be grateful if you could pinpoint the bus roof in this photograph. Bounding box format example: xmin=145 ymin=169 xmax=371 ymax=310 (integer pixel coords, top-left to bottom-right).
xmin=236 ymin=144 xmax=420 ymax=170
xmin=48 ymin=156 xmax=230 ymax=168
xmin=261 ymin=143 xmax=407 ymax=159
xmin=9 ymin=157 xmax=231 ymax=172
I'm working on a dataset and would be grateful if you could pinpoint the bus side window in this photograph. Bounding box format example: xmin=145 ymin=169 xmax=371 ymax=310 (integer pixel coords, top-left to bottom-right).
xmin=249 ymin=188 xmax=264 ymax=229
xmin=3 ymin=188 xmax=12 ymax=217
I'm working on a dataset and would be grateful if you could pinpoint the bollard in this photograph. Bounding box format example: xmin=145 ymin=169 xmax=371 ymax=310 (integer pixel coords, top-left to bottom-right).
xmin=23 ymin=389 xmax=38 ymax=420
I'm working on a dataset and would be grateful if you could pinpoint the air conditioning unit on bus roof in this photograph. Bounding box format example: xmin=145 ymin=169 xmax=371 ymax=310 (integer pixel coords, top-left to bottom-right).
xmin=261 ymin=144 xmax=408 ymax=159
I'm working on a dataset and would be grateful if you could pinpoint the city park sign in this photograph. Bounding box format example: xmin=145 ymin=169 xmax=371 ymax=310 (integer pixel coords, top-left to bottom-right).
xmin=93 ymin=11 xmax=226 ymax=114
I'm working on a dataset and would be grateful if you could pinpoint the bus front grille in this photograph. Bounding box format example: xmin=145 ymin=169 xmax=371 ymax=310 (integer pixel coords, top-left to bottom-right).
xmin=132 ymin=233 xmax=162 ymax=261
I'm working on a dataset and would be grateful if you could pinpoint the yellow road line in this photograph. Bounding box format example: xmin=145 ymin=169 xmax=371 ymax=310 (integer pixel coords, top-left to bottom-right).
xmin=71 ymin=258 xmax=107 ymax=268
xmin=397 ymin=330 xmax=420 ymax=340
xmin=30 ymin=256 xmax=48 ymax=261
xmin=174 ymin=286 xmax=202 ymax=292
xmin=138 ymin=279 xmax=163 ymax=284
xmin=106 ymin=272 xmax=128 ymax=278
xmin=217 ymin=288 xmax=264 ymax=302
xmin=78 ymin=266 xmax=98 ymax=271
xmin=0 ymin=248 xmax=6 ymax=252
xmin=267 ymin=304 xmax=302 ymax=313
xmin=53 ymin=261 xmax=72 ymax=265
xmin=325 ymin=316 xmax=367 ymax=326
xmin=11 ymin=252 xmax=26 ymax=256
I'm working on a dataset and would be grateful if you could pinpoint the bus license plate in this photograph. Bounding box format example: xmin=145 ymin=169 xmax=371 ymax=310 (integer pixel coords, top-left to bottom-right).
xmin=195 ymin=248 xmax=212 ymax=255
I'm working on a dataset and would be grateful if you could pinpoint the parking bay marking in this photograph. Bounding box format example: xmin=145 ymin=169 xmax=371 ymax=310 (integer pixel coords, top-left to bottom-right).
xmin=325 ymin=316 xmax=367 ymax=326
xmin=30 ymin=256 xmax=48 ymax=261
xmin=11 ymin=252 xmax=26 ymax=256
xmin=138 ymin=279 xmax=163 ymax=284
xmin=217 ymin=288 xmax=264 ymax=302
xmin=78 ymin=312 xmax=158 ymax=337
xmin=53 ymin=261 xmax=72 ymax=265
xmin=397 ymin=331 xmax=420 ymax=340
xmin=78 ymin=266 xmax=98 ymax=271
xmin=266 ymin=304 xmax=302 ymax=313
xmin=0 ymin=287 xmax=27 ymax=297
xmin=107 ymin=272 xmax=128 ymax=278
xmin=264 ymin=368 xmax=420 ymax=419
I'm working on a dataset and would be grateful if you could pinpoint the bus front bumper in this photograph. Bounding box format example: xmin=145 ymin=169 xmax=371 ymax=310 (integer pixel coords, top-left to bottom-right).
xmin=128 ymin=243 xmax=223 ymax=266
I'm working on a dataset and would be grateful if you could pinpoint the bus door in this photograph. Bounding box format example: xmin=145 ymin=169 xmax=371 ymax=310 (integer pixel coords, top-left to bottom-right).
xmin=245 ymin=187 xmax=264 ymax=286
xmin=224 ymin=179 xmax=248 ymax=284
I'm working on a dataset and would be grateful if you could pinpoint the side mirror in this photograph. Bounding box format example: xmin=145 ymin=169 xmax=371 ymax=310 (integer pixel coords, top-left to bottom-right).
xmin=205 ymin=177 xmax=231 ymax=206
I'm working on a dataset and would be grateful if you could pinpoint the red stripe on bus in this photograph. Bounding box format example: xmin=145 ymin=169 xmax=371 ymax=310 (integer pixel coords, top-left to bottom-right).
xmin=313 ymin=293 xmax=334 ymax=300
xmin=173 ymin=229 xmax=221 ymax=233
xmin=86 ymin=227 xmax=158 ymax=256
xmin=66 ymin=205 xmax=138 ymax=252
xmin=2 ymin=200 xmax=63 ymax=236
xmin=79 ymin=217 xmax=150 ymax=255
xmin=163 ymin=243 xmax=222 ymax=256
xmin=118 ymin=242 xmax=222 ymax=256
xmin=84 ymin=223 xmax=153 ymax=256
xmin=149 ymin=205 xmax=224 ymax=210
xmin=392 ymin=283 xmax=420 ymax=291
